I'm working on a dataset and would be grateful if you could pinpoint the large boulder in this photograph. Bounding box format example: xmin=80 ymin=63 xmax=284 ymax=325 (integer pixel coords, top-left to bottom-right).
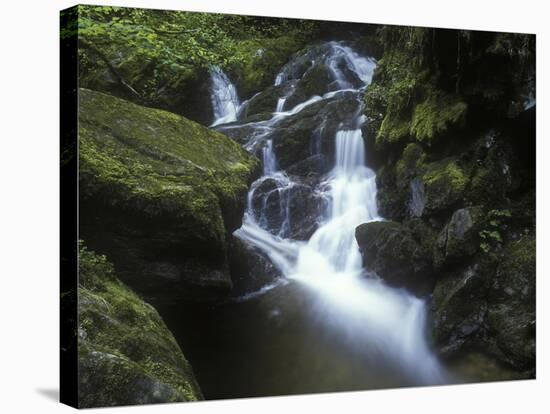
xmin=487 ymin=236 xmax=536 ymax=370
xmin=78 ymin=89 xmax=261 ymax=304
xmin=420 ymin=157 xmax=470 ymax=217
xmin=78 ymin=244 xmax=202 ymax=407
xmin=434 ymin=206 xmax=484 ymax=268
xmin=355 ymin=220 xmax=436 ymax=296
xmin=431 ymin=261 xmax=493 ymax=358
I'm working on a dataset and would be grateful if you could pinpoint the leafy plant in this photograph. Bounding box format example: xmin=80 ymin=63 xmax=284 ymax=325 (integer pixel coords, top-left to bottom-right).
xmin=479 ymin=209 xmax=512 ymax=253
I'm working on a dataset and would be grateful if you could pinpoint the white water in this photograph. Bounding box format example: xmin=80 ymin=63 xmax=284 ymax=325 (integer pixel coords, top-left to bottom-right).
xmin=209 ymin=66 xmax=240 ymax=126
xmin=275 ymin=97 xmax=286 ymax=112
xmin=215 ymin=42 xmax=446 ymax=385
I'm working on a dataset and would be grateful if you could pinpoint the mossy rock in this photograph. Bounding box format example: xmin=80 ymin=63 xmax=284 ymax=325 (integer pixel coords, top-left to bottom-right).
xmin=78 ymin=243 xmax=202 ymax=407
xmin=420 ymin=157 xmax=470 ymax=216
xmin=78 ymin=88 xmax=261 ymax=304
xmin=229 ymin=36 xmax=309 ymax=99
xmin=375 ymin=143 xmax=427 ymax=221
xmin=487 ymin=235 xmax=536 ymax=370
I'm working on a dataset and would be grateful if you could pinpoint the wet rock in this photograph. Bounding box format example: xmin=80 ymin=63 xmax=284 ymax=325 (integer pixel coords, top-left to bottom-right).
xmin=284 ymin=64 xmax=333 ymax=109
xmin=355 ymin=220 xmax=436 ymax=296
xmin=431 ymin=262 xmax=492 ymax=358
xmin=375 ymin=143 xmax=427 ymax=221
xmin=250 ymin=178 xmax=324 ymax=241
xmin=286 ymin=154 xmax=332 ymax=180
xmin=285 ymin=185 xmax=326 ymax=240
xmin=271 ymin=93 xmax=361 ymax=169
xmin=241 ymin=84 xmax=287 ymax=118
xmin=434 ymin=206 xmax=484 ymax=268
xmin=487 ymin=236 xmax=535 ymax=370
xmin=228 ymin=236 xmax=282 ymax=298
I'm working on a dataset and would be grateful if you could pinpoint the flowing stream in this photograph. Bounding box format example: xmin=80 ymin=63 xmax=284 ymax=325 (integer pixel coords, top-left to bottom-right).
xmin=169 ymin=41 xmax=447 ymax=399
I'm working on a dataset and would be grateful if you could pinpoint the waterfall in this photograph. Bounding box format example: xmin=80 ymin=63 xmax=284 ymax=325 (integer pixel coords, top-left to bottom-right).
xmin=275 ymin=97 xmax=286 ymax=112
xmin=209 ymin=66 xmax=240 ymax=126
xmin=227 ymin=42 xmax=445 ymax=386
xmin=262 ymin=140 xmax=278 ymax=175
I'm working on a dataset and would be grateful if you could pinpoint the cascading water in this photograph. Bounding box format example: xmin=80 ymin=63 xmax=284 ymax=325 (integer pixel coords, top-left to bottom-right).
xmin=205 ymin=41 xmax=446 ymax=394
xmin=209 ymin=66 xmax=240 ymax=126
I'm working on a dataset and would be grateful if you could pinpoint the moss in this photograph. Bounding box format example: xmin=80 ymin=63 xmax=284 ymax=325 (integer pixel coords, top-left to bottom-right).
xmin=230 ymin=36 xmax=307 ymax=98
xmin=410 ymin=92 xmax=467 ymax=144
xmin=78 ymin=88 xmax=260 ymax=247
xmin=421 ymin=158 xmax=469 ymax=214
xmin=366 ymin=48 xmax=430 ymax=149
xmin=78 ymin=243 xmax=202 ymax=407
xmin=395 ymin=143 xmax=426 ymax=182
xmin=376 ymin=109 xmax=411 ymax=147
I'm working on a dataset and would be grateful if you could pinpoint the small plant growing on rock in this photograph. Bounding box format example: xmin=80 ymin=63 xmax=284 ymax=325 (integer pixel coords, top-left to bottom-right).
xmin=479 ymin=209 xmax=512 ymax=253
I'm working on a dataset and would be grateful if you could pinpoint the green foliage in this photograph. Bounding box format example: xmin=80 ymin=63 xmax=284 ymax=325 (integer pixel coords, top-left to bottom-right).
xmin=71 ymin=5 xmax=319 ymax=102
xmin=411 ymin=92 xmax=467 ymax=143
xmin=78 ymin=240 xmax=114 ymax=286
xmin=479 ymin=209 xmax=512 ymax=253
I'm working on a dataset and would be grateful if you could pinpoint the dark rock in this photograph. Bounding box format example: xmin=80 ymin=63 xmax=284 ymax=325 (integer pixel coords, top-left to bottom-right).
xmin=434 ymin=206 xmax=484 ymax=268
xmin=431 ymin=262 xmax=493 ymax=358
xmin=284 ymin=64 xmax=333 ymax=109
xmin=250 ymin=178 xmax=325 ymax=240
xmin=215 ymin=123 xmax=262 ymax=147
xmin=355 ymin=220 xmax=436 ymax=296
xmin=240 ymin=84 xmax=287 ymax=118
xmin=487 ymin=236 xmax=535 ymax=369
xmin=271 ymin=92 xmax=361 ymax=169
xmin=228 ymin=236 xmax=282 ymax=298
xmin=375 ymin=143 xmax=427 ymax=221
xmin=286 ymin=154 xmax=332 ymax=179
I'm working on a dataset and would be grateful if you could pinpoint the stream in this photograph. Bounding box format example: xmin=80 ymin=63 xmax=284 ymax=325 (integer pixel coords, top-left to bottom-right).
xmin=163 ymin=41 xmax=447 ymax=399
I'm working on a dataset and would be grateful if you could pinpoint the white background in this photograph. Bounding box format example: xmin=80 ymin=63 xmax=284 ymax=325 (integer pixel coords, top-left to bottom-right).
xmin=0 ymin=0 xmax=547 ymax=412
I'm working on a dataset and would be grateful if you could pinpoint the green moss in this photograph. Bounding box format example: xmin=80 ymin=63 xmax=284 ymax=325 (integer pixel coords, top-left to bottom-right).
xmin=367 ymin=49 xmax=429 ymax=149
xmin=421 ymin=158 xmax=469 ymax=213
xmin=395 ymin=143 xmax=426 ymax=181
xmin=377 ymin=109 xmax=411 ymax=147
xmin=411 ymin=92 xmax=467 ymax=143
xmin=78 ymin=242 xmax=202 ymax=407
xmin=78 ymin=88 xmax=260 ymax=246
xmin=423 ymin=159 xmax=468 ymax=192
xmin=230 ymin=36 xmax=307 ymax=97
